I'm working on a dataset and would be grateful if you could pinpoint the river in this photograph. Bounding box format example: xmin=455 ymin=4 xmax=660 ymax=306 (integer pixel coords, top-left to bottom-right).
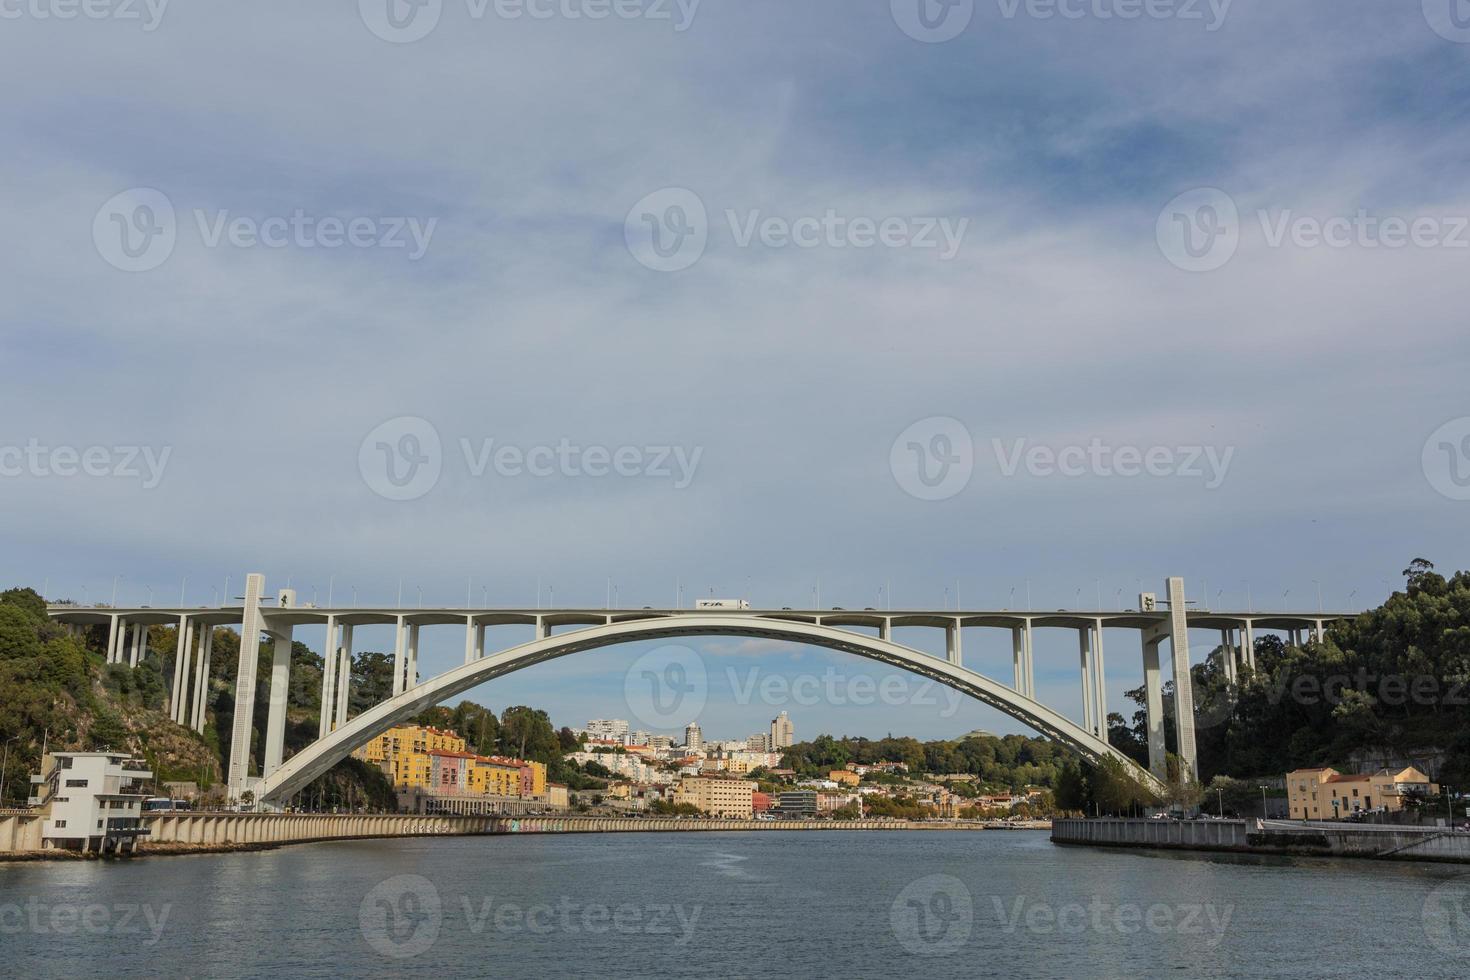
xmin=3 ymin=831 xmax=1468 ymax=977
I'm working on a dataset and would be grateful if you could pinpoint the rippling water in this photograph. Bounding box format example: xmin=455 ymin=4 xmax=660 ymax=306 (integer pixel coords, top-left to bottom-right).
xmin=3 ymin=831 xmax=1468 ymax=977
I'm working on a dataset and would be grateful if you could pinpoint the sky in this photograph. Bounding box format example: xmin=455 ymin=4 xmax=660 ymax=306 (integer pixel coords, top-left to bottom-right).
xmin=3 ymin=0 xmax=1469 ymax=744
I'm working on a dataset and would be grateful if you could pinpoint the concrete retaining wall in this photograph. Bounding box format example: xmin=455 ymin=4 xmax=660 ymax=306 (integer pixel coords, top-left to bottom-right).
xmin=0 ymin=812 xmax=43 ymax=852
xmin=2 ymin=813 xmax=1019 ymax=857
xmin=1052 ymin=818 xmax=1250 ymax=850
xmin=1052 ymin=817 xmax=1470 ymax=863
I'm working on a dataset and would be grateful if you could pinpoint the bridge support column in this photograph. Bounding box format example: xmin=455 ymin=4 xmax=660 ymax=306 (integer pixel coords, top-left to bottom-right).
xmin=392 ymin=616 xmax=407 ymax=697
xmin=464 ymin=616 xmax=483 ymax=665
xmin=192 ymin=626 xmax=213 ymax=733
xmin=106 ymin=614 xmax=122 ymax=664
xmin=1091 ymin=619 xmax=1107 ymax=739
xmin=1241 ymin=620 xmax=1255 ymax=670
xmin=406 ymin=624 xmax=419 ymax=690
xmin=536 ymin=616 xmax=549 ymax=641
xmin=170 ymin=615 xmax=191 ymax=721
xmin=1165 ymin=577 xmax=1198 ymax=780
xmin=128 ymin=622 xmax=144 ymax=667
xmin=227 ymin=574 xmax=266 ymax=794
xmin=335 ymin=624 xmax=353 ymax=730
xmin=1313 ymin=619 xmax=1325 ymax=643
xmin=1078 ymin=628 xmax=1094 ymax=734
xmin=945 ymin=620 xmax=962 ymax=667
xmin=1141 ymin=631 xmax=1167 ymax=780
xmin=264 ymin=621 xmax=295 ymax=777
xmin=1220 ymin=628 xmax=1236 ymax=684
xmin=1024 ymin=621 xmax=1035 ymax=698
xmin=1011 ymin=626 xmax=1024 ymax=694
xmin=879 ymin=618 xmax=891 ymax=642
xmin=319 ymin=616 xmax=338 ymax=739
xmin=174 ymin=620 xmax=196 ymax=725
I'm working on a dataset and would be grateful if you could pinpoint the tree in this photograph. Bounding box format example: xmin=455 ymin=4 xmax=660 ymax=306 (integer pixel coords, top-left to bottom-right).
xmin=498 ymin=706 xmax=559 ymax=763
xmin=1403 ymin=557 xmax=1436 ymax=590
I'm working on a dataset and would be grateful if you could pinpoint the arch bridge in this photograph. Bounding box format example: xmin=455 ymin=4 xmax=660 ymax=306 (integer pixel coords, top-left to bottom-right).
xmin=48 ymin=574 xmax=1350 ymax=805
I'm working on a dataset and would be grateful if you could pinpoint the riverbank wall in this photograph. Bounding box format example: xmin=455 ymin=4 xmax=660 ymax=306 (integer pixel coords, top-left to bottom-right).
xmin=0 ymin=812 xmax=1046 ymax=860
xmin=1051 ymin=817 xmax=1470 ymax=863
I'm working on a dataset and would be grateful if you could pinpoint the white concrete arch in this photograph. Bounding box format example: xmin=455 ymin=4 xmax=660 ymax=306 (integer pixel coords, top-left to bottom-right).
xmin=257 ymin=615 xmax=1165 ymax=804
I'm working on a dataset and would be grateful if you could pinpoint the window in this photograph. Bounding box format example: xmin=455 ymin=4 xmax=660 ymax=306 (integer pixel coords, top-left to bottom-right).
xmin=66 ymin=779 xmax=88 ymax=787
xmin=54 ymin=819 xmax=67 ymax=828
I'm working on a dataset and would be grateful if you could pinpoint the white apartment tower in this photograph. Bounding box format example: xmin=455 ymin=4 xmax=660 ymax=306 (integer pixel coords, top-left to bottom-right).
xmin=770 ymin=711 xmax=794 ymax=749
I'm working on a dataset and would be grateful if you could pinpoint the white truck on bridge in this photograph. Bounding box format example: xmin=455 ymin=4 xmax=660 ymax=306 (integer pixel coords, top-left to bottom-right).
xmin=695 ymin=599 xmax=751 ymax=610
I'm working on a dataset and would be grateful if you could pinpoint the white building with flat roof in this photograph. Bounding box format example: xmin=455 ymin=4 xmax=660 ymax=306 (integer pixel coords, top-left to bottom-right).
xmin=583 ymin=719 xmax=630 ymax=741
xmin=29 ymin=752 xmax=153 ymax=854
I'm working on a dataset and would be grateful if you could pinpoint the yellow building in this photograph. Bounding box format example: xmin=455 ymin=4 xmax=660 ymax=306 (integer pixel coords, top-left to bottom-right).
xmin=674 ymin=776 xmax=755 ymax=818
xmin=352 ymin=724 xmax=550 ymax=799
xmin=353 ymin=725 xmax=467 ymax=790
xmin=829 ymin=769 xmax=860 ymax=786
xmin=469 ymin=757 xmax=523 ymax=797
xmin=1286 ymin=766 xmax=1438 ymax=820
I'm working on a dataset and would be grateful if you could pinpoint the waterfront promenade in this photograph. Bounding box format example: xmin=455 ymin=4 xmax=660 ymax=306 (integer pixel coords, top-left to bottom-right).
xmin=0 ymin=809 xmax=1042 ymax=859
